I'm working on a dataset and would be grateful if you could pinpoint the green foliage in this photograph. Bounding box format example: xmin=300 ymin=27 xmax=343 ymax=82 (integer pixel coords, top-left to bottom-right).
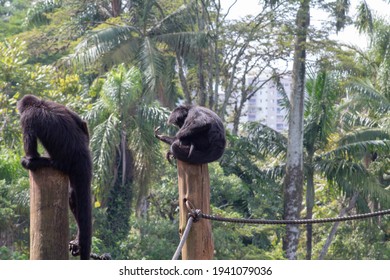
xmin=71 ymin=0 xmax=204 ymax=105
xmin=0 ymin=0 xmax=31 ymax=38
xmin=0 ymin=38 xmax=84 ymax=147
xmin=124 ymin=217 xmax=179 ymax=260
xmin=0 ymin=147 xmax=30 ymax=259
xmin=0 ymin=246 xmax=28 ymax=260
xmin=1 ymin=0 xmax=390 ymax=260
xmin=24 ymin=0 xmax=62 ymax=28
xmin=323 ymin=219 xmax=390 ymax=259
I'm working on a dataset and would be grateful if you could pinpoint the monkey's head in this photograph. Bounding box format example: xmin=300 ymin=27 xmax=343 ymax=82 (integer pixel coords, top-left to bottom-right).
xmin=17 ymin=95 xmax=41 ymax=114
xmin=168 ymin=105 xmax=191 ymax=128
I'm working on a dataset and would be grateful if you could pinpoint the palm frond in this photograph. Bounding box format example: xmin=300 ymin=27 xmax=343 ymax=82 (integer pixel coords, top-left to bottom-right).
xmin=304 ymin=71 xmax=339 ymax=148
xmin=147 ymin=0 xmax=198 ymax=36
xmin=244 ymin=122 xmax=287 ymax=158
xmin=355 ymin=0 xmax=374 ymax=34
xmin=338 ymin=110 xmax=378 ymax=131
xmin=317 ymin=158 xmax=390 ymax=207
xmin=90 ymin=114 xmax=121 ymax=201
xmin=139 ymin=37 xmax=165 ymax=96
xmin=321 ymin=139 xmax=390 ymax=160
xmin=138 ymin=104 xmax=170 ymax=129
xmin=347 ymin=79 xmax=390 ymax=112
xmin=72 ymin=26 xmax=139 ymax=67
xmin=102 ymin=65 xmax=143 ymax=112
xmin=24 ymin=0 xmax=62 ymax=28
xmin=378 ymin=58 xmax=390 ymax=99
xmin=124 ymin=103 xmax=169 ymax=181
xmin=220 ymin=136 xmax=283 ymax=187
xmin=157 ymin=56 xmax=179 ymax=108
xmin=338 ymin=128 xmax=390 ymax=146
xmin=153 ymin=31 xmax=209 ymax=57
xmin=84 ymin=98 xmax=109 ymax=128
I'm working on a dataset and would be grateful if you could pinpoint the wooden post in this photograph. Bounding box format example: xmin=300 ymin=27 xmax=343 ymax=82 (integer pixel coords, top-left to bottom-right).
xmin=177 ymin=160 xmax=214 ymax=260
xmin=29 ymin=167 xmax=69 ymax=260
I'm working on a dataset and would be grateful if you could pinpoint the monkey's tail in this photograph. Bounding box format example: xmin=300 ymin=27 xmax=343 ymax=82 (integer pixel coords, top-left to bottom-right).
xmin=69 ymin=172 xmax=92 ymax=260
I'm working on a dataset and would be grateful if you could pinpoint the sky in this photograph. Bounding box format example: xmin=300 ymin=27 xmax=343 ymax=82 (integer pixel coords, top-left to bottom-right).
xmin=222 ymin=0 xmax=390 ymax=48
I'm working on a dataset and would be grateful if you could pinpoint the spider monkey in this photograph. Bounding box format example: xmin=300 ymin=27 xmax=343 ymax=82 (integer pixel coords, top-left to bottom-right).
xmin=17 ymin=95 xmax=92 ymax=260
xmin=155 ymin=105 xmax=226 ymax=164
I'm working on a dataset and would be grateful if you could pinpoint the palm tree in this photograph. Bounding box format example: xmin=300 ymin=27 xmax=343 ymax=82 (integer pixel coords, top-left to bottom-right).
xmin=303 ymin=70 xmax=338 ymax=259
xmin=262 ymin=0 xmax=385 ymax=259
xmin=86 ymin=64 xmax=169 ymax=247
xmin=71 ymin=0 xmax=207 ymax=107
xmin=223 ymin=66 xmax=390 ymax=259
xmin=304 ymin=68 xmax=390 ymax=258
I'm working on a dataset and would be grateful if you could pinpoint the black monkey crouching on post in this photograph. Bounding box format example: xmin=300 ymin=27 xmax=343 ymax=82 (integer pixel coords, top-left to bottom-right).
xmin=17 ymin=95 xmax=92 ymax=260
xmin=155 ymin=105 xmax=226 ymax=164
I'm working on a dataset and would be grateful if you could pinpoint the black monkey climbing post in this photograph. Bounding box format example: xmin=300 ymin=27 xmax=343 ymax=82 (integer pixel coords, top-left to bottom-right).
xmin=177 ymin=160 xmax=214 ymax=260
xmin=29 ymin=167 xmax=69 ymax=260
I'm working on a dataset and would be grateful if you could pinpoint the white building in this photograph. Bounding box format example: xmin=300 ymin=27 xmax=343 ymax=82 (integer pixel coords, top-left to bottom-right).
xmin=244 ymin=75 xmax=292 ymax=133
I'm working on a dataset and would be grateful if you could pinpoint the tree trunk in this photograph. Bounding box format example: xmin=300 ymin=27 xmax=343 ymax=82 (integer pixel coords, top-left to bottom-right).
xmin=176 ymin=52 xmax=192 ymax=104
xmin=219 ymin=44 xmax=246 ymax=121
xmin=104 ymin=147 xmax=134 ymax=249
xmin=111 ymin=0 xmax=122 ymax=17
xmin=209 ymin=2 xmax=221 ymax=111
xmin=318 ymin=192 xmax=359 ymax=260
xmin=282 ymin=0 xmax=310 ymax=260
xmin=197 ymin=2 xmax=207 ymax=106
xmin=305 ymin=165 xmax=315 ymax=260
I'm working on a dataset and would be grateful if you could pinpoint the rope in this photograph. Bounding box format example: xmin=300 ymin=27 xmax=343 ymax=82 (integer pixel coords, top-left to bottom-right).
xmin=171 ymin=201 xmax=390 ymax=259
xmin=200 ymin=208 xmax=390 ymax=225
xmin=172 ymin=216 xmax=194 ymax=260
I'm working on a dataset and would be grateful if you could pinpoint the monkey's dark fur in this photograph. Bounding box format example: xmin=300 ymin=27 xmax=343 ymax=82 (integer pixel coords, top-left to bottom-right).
xmin=155 ymin=105 xmax=226 ymax=164
xmin=18 ymin=95 xmax=92 ymax=260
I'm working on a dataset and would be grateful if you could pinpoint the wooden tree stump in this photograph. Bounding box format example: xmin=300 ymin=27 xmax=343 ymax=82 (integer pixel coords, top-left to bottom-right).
xmin=29 ymin=167 xmax=69 ymax=260
xmin=177 ymin=160 xmax=214 ymax=260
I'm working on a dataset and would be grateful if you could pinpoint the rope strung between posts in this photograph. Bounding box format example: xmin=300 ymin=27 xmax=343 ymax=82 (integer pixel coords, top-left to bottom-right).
xmin=185 ymin=200 xmax=390 ymax=225
xmin=201 ymin=209 xmax=390 ymax=224
xmin=171 ymin=201 xmax=390 ymax=259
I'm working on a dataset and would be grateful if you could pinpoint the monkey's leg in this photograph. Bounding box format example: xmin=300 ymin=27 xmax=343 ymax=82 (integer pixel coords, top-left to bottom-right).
xmin=68 ymin=186 xmax=80 ymax=257
xmin=68 ymin=172 xmax=92 ymax=260
xmin=22 ymin=132 xmax=40 ymax=159
xmin=171 ymin=139 xmax=192 ymax=162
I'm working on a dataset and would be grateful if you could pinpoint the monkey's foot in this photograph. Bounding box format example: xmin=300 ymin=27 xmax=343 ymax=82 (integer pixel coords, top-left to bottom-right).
xmin=166 ymin=151 xmax=176 ymax=165
xmin=21 ymin=156 xmax=52 ymax=171
xmin=69 ymin=239 xmax=80 ymax=257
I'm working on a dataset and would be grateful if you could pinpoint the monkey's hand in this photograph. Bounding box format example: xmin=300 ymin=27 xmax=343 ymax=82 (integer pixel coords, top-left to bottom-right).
xmin=154 ymin=126 xmax=160 ymax=134
xmin=154 ymin=126 xmax=162 ymax=139
xmin=21 ymin=157 xmax=52 ymax=171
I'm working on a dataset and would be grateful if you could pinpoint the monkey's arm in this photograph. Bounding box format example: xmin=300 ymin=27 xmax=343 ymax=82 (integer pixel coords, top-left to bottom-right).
xmin=21 ymin=131 xmax=52 ymax=170
xmin=154 ymin=126 xmax=175 ymax=145
xmin=22 ymin=131 xmax=40 ymax=159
